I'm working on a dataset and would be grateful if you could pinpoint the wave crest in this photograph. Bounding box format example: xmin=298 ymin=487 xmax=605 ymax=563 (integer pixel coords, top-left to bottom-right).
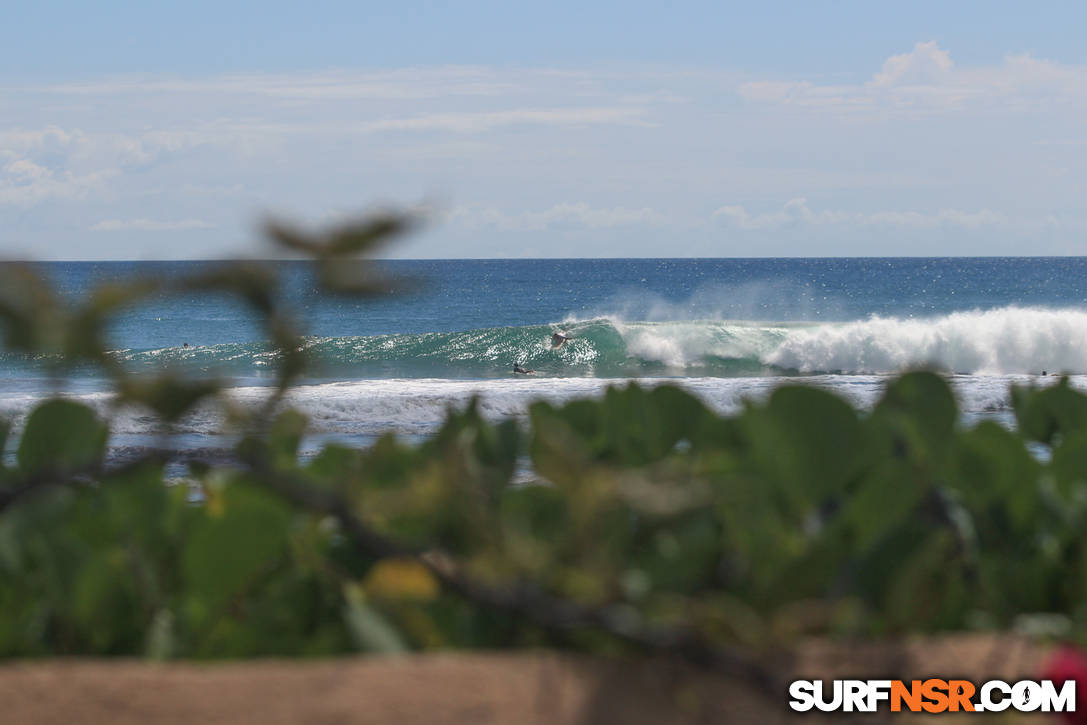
xmin=99 ymin=306 xmax=1087 ymax=377
xmin=766 ymin=306 xmax=1087 ymax=375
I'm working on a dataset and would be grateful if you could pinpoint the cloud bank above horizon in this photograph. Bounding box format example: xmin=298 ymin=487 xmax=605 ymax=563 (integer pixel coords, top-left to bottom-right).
xmin=2 ymin=40 xmax=1086 ymax=259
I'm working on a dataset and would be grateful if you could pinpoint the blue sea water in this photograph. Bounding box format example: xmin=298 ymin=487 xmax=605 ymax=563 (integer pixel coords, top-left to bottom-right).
xmin=3 ymin=258 xmax=1087 ymax=456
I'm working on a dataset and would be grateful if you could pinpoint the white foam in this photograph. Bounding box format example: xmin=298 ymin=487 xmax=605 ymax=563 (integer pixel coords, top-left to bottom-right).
xmin=3 ymin=374 xmax=1074 ymax=446
xmin=580 ymin=307 xmax=1087 ymax=375
xmin=610 ymin=318 xmax=788 ymax=367
xmin=765 ymin=307 xmax=1087 ymax=375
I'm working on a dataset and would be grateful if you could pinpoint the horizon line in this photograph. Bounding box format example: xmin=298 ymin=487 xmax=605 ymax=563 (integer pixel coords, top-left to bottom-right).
xmin=11 ymin=255 xmax=1087 ymax=263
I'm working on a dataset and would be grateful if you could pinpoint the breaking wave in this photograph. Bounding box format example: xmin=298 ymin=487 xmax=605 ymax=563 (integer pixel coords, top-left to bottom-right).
xmin=85 ymin=305 xmax=1087 ymax=378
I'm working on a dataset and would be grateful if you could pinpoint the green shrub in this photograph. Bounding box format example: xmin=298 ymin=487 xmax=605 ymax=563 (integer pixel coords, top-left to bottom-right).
xmin=1 ymin=217 xmax=1085 ymax=671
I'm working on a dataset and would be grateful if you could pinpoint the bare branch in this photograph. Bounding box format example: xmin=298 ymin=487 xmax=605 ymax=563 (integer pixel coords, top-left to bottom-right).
xmin=240 ymin=454 xmax=781 ymax=692
xmin=0 ymin=452 xmax=171 ymax=514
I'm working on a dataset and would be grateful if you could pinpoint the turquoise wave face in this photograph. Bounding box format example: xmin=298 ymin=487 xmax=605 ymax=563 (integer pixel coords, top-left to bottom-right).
xmin=88 ymin=318 xmax=793 ymax=379
xmin=5 ymin=306 xmax=1084 ymax=381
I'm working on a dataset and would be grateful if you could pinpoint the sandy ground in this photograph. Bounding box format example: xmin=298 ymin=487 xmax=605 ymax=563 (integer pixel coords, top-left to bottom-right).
xmin=0 ymin=635 xmax=1058 ymax=724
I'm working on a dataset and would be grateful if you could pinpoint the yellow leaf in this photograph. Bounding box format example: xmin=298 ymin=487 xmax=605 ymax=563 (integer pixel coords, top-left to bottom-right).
xmin=363 ymin=557 xmax=439 ymax=601
xmin=205 ymin=490 xmax=225 ymax=519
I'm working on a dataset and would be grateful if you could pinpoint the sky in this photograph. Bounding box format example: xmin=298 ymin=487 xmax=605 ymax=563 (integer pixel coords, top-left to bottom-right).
xmin=3 ymin=1 xmax=1087 ymax=259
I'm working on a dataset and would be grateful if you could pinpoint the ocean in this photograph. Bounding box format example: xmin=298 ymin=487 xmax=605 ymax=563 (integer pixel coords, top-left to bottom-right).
xmin=3 ymin=258 xmax=1086 ymax=460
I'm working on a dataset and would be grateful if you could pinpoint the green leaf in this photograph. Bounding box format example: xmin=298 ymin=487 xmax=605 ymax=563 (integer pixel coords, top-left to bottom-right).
xmin=65 ymin=280 xmax=157 ymax=363
xmin=951 ymin=421 xmax=1040 ymax=531
xmin=632 ymin=512 xmax=719 ymax=594
xmin=266 ymin=215 xmax=409 ymax=258
xmin=749 ymin=385 xmax=866 ymax=499
xmin=1012 ymin=377 xmax=1087 ymax=445
xmin=0 ymin=417 xmax=10 ymax=484
xmin=528 ymin=405 xmax=591 ymax=488
xmin=145 ymin=609 xmax=176 ymax=660
xmin=17 ymin=400 xmax=108 ymax=473
xmin=119 ymin=374 xmax=222 ymax=423
xmin=0 ymin=264 xmax=61 ymax=354
xmin=342 ymin=584 xmax=407 ymax=653
xmin=1049 ymin=429 xmax=1087 ymax=495
xmin=183 ymin=481 xmax=292 ymax=622
xmin=648 ymin=385 xmax=716 ymax=451
xmin=871 ymin=371 xmax=958 ymax=463
xmin=71 ymin=550 xmax=142 ymax=651
xmin=269 ymin=409 xmax=308 ymax=466
xmin=837 ymin=467 xmax=926 ymax=553
xmin=500 ymin=484 xmax=570 ymax=551
xmin=182 ymin=262 xmax=277 ymax=314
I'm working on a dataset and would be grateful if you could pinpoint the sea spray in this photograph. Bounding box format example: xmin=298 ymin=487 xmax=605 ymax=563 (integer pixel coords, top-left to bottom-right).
xmin=766 ymin=306 xmax=1087 ymax=375
xmin=49 ymin=305 xmax=1087 ymax=379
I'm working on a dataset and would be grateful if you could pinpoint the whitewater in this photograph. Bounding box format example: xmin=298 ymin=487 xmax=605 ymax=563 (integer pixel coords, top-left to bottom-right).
xmin=90 ymin=305 xmax=1087 ymax=378
xmin=5 ymin=258 xmax=1087 ymax=456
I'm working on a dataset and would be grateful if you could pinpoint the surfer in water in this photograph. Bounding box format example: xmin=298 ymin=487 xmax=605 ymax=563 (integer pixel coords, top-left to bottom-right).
xmin=551 ymin=331 xmax=570 ymax=348
xmin=513 ymin=363 xmax=535 ymax=375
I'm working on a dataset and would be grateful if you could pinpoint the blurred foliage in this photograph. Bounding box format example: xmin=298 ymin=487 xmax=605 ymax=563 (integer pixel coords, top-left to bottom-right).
xmin=1 ymin=215 xmax=1087 ymax=666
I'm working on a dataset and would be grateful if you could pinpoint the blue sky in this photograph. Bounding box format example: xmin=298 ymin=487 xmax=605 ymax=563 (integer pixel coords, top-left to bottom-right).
xmin=4 ymin=1 xmax=1087 ymax=258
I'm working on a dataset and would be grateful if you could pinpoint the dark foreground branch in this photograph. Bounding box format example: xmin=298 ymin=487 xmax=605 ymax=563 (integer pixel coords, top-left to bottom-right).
xmin=241 ymin=455 xmax=782 ymax=693
xmin=0 ymin=453 xmax=170 ymax=514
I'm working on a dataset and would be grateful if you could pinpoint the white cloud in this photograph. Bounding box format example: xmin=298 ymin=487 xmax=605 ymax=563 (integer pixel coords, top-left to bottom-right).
xmin=453 ymin=202 xmax=666 ymax=231
xmin=41 ymin=67 xmax=518 ymax=101
xmin=7 ymin=159 xmax=51 ymax=181
xmin=0 ymin=156 xmax=116 ymax=205
xmin=90 ymin=218 xmax=214 ymax=231
xmin=714 ymin=198 xmax=810 ymax=230
xmin=1 ymin=51 xmax=1085 ymax=257
xmin=0 ymin=125 xmax=85 ymax=153
xmin=871 ymin=41 xmax=954 ymax=87
xmin=739 ymin=41 xmax=1087 ymax=113
xmin=360 ymin=107 xmax=650 ymax=134
xmin=0 ymin=122 xmax=274 ymax=209
xmin=714 ymin=198 xmax=1007 ymax=230
xmin=735 ymin=81 xmax=814 ymax=103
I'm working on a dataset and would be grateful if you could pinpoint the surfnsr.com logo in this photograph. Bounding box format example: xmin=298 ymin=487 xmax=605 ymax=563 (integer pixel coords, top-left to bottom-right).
xmin=788 ymin=679 xmax=1076 ymax=713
